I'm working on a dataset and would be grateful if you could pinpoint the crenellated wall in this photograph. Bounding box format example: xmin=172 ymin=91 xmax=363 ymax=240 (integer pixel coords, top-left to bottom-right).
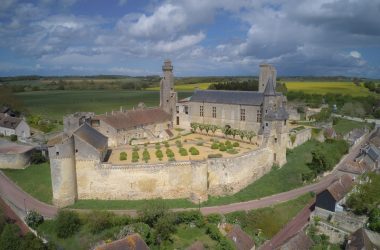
xmin=73 ymin=147 xmax=274 ymax=203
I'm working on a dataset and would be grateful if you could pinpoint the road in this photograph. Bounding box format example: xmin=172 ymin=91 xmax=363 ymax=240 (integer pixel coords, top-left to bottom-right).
xmin=0 ymin=128 xmax=369 ymax=220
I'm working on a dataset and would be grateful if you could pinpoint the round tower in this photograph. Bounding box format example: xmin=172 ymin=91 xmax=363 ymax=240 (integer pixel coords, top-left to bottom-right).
xmin=47 ymin=135 xmax=77 ymax=207
xmin=160 ymin=59 xmax=177 ymax=120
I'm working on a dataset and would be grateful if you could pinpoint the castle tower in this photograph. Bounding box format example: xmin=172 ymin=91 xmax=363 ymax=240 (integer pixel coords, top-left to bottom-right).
xmin=47 ymin=136 xmax=77 ymax=207
xmin=259 ymin=64 xmax=277 ymax=93
xmin=160 ymin=59 xmax=177 ymax=119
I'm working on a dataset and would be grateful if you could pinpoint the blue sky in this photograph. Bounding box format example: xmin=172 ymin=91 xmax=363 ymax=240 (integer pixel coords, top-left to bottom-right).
xmin=0 ymin=0 xmax=380 ymax=77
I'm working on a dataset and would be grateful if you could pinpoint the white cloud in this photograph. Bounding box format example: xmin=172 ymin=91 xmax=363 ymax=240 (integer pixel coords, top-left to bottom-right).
xmin=350 ymin=51 xmax=361 ymax=59
xmin=153 ymin=32 xmax=205 ymax=53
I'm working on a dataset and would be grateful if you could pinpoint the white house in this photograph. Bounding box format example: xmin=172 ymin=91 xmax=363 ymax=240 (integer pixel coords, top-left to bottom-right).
xmin=0 ymin=114 xmax=30 ymax=139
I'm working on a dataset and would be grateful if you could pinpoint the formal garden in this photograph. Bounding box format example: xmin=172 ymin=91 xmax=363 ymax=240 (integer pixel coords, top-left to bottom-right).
xmin=109 ymin=124 xmax=259 ymax=164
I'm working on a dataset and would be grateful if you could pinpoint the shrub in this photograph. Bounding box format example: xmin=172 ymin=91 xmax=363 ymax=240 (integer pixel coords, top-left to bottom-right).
xmin=25 ymin=210 xmax=44 ymax=229
xmin=119 ymin=152 xmax=127 ymax=161
xmin=56 ymin=210 xmax=81 ymax=238
xmin=155 ymin=143 xmax=161 ymax=150
xmin=155 ymin=149 xmax=163 ymax=161
xmin=132 ymin=151 xmax=139 ymax=162
xmin=30 ymin=151 xmax=46 ymax=164
xmin=164 ymin=141 xmax=170 ymax=148
xmin=225 ymin=140 xmax=232 ymax=147
xmin=189 ymin=147 xmax=199 ymax=155
xmin=168 ymin=157 xmax=175 ymax=161
xmin=211 ymin=142 xmax=219 ymax=149
xmin=86 ymin=211 xmax=113 ymax=234
xmin=166 ymin=148 xmax=174 ymax=158
xmin=206 ymin=214 xmax=222 ymax=224
xmin=179 ymin=147 xmax=188 ymax=156
xmin=175 ymin=140 xmax=182 ymax=148
xmin=10 ymin=134 xmax=17 ymax=141
xmin=226 ymin=148 xmax=238 ymax=154
xmin=175 ymin=211 xmax=203 ymax=226
xmin=117 ymin=222 xmax=151 ymax=241
xmin=0 ymin=224 xmax=20 ymax=250
xmin=232 ymin=142 xmax=239 ymax=147
xmin=208 ymin=153 xmax=223 ymax=158
xmin=143 ymin=149 xmax=150 ymax=163
xmin=219 ymin=144 xmax=226 ymax=151
xmin=132 ymin=146 xmax=139 ymax=152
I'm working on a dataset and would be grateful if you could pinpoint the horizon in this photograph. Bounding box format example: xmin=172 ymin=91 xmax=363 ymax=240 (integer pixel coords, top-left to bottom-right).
xmin=0 ymin=0 xmax=380 ymax=77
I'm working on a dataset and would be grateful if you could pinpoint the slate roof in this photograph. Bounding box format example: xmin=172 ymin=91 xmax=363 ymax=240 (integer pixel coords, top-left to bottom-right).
xmin=366 ymin=144 xmax=380 ymax=162
xmin=264 ymin=77 xmax=276 ymax=96
xmin=96 ymin=233 xmax=149 ymax=250
xmin=46 ymin=132 xmax=70 ymax=147
xmin=346 ymin=228 xmax=380 ymax=250
xmin=73 ymin=123 xmax=107 ymax=152
xmin=265 ymin=106 xmax=289 ymax=121
xmin=326 ymin=174 xmax=354 ymax=202
xmin=226 ymin=225 xmax=255 ymax=250
xmin=276 ymin=231 xmax=313 ymax=250
xmin=0 ymin=114 xmax=23 ymax=129
xmin=95 ymin=108 xmax=171 ymax=130
xmin=190 ymin=89 xmax=264 ymax=106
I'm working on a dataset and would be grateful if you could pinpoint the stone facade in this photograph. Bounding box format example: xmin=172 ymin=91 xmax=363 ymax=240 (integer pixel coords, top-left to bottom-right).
xmin=288 ymin=128 xmax=312 ymax=149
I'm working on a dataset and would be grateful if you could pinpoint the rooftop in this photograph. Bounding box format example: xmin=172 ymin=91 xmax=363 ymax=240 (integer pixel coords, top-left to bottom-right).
xmin=276 ymin=230 xmax=313 ymax=250
xmin=73 ymin=123 xmax=107 ymax=152
xmin=190 ymin=89 xmax=265 ymax=106
xmin=326 ymin=174 xmax=354 ymax=202
xmin=0 ymin=114 xmax=23 ymax=130
xmin=95 ymin=233 xmax=149 ymax=250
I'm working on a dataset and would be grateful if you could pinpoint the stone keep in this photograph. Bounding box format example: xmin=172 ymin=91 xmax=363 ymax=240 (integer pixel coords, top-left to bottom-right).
xmin=259 ymin=64 xmax=277 ymax=92
xmin=160 ymin=59 xmax=177 ymax=120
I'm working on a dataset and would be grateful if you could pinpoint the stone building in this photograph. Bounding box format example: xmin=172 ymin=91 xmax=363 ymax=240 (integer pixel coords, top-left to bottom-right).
xmin=176 ymin=64 xmax=289 ymax=165
xmin=0 ymin=114 xmax=30 ymax=140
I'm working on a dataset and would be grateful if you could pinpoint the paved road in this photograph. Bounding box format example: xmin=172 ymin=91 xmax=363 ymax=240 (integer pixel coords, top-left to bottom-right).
xmin=0 ymin=129 xmax=369 ymax=220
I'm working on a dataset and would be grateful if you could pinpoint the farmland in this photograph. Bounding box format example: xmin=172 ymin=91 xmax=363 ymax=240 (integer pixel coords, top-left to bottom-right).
xmin=284 ymin=81 xmax=374 ymax=97
xmin=16 ymin=90 xmax=192 ymax=120
xmin=146 ymin=82 xmax=212 ymax=91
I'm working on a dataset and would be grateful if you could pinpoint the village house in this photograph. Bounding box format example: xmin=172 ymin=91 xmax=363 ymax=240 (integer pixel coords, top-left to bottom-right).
xmin=226 ymin=225 xmax=255 ymax=250
xmin=0 ymin=113 xmax=30 ymax=140
xmin=275 ymin=231 xmax=313 ymax=250
xmin=95 ymin=233 xmax=149 ymax=250
xmin=345 ymin=228 xmax=380 ymax=250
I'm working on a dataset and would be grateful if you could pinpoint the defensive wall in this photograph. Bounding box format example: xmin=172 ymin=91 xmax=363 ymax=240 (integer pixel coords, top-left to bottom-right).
xmin=73 ymin=147 xmax=274 ymax=204
xmin=0 ymin=142 xmax=35 ymax=169
xmin=287 ymin=128 xmax=312 ymax=149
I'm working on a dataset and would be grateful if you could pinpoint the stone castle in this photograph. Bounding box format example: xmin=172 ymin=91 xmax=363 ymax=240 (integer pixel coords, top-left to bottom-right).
xmin=47 ymin=60 xmax=289 ymax=207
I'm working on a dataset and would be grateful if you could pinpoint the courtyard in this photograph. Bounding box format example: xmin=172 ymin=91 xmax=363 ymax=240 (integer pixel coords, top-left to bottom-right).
xmin=107 ymin=132 xmax=259 ymax=164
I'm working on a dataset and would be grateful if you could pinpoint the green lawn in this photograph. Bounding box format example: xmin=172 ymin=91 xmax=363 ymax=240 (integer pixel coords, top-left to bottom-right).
xmin=2 ymin=140 xmax=346 ymax=209
xmin=16 ymin=90 xmax=192 ymax=120
xmin=146 ymin=82 xmax=213 ymax=91
xmin=226 ymin=193 xmax=313 ymax=243
xmin=161 ymin=224 xmax=218 ymax=249
xmin=285 ymin=81 xmax=374 ymax=97
xmin=333 ymin=118 xmax=368 ymax=135
xmin=1 ymin=163 xmax=53 ymax=204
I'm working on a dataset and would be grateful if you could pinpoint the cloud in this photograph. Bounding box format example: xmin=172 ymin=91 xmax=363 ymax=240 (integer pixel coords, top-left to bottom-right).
xmin=153 ymin=32 xmax=205 ymax=53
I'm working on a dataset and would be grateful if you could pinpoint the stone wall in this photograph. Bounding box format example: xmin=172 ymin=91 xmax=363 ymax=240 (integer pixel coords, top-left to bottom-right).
xmin=0 ymin=149 xmax=33 ymax=169
xmin=74 ymin=147 xmax=274 ymax=203
xmin=287 ymin=128 xmax=312 ymax=149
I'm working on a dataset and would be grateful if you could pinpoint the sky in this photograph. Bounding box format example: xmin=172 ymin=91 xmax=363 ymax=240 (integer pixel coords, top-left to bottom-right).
xmin=0 ymin=0 xmax=380 ymax=77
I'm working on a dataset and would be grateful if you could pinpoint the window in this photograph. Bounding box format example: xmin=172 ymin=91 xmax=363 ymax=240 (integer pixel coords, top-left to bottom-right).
xmin=240 ymin=109 xmax=246 ymax=121
xmin=176 ymin=106 xmax=179 ymax=114
xmin=75 ymin=149 xmax=78 ymax=153
xmin=274 ymin=138 xmax=277 ymax=143
xmin=184 ymin=106 xmax=189 ymax=114
xmin=56 ymin=152 xmax=59 ymax=156
xmin=212 ymin=107 xmax=216 ymax=118
xmin=200 ymin=106 xmax=204 ymax=117
xmin=257 ymin=109 xmax=262 ymax=122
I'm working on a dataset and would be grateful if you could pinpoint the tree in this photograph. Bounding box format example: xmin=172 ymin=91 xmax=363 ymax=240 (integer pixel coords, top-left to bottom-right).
xmin=222 ymin=126 xmax=231 ymax=137
xmin=190 ymin=122 xmax=199 ymax=133
xmin=238 ymin=130 xmax=245 ymax=141
xmin=0 ymin=224 xmax=20 ymax=250
xmin=25 ymin=210 xmax=44 ymax=229
xmin=245 ymin=131 xmax=256 ymax=143
xmin=230 ymin=128 xmax=238 ymax=139
xmin=368 ymin=208 xmax=380 ymax=233
xmin=138 ymin=201 xmax=168 ymax=227
xmin=198 ymin=124 xmax=205 ymax=134
xmin=341 ymin=102 xmax=366 ymax=118
xmin=56 ymin=210 xmax=81 ymax=238
xmin=210 ymin=125 xmax=219 ymax=135
xmin=204 ymin=124 xmax=211 ymax=134
xmin=154 ymin=213 xmax=176 ymax=243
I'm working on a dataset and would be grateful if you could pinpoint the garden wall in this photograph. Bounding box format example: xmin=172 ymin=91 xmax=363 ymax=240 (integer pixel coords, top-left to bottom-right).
xmin=74 ymin=147 xmax=274 ymax=202
xmin=287 ymin=128 xmax=312 ymax=149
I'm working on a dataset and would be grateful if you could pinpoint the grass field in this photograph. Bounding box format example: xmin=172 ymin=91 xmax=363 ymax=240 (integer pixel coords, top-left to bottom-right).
xmin=226 ymin=193 xmax=313 ymax=241
xmin=333 ymin=118 xmax=368 ymax=135
xmin=284 ymin=81 xmax=374 ymax=97
xmin=16 ymin=90 xmax=192 ymax=120
xmin=1 ymin=163 xmax=52 ymax=204
xmin=146 ymin=82 xmax=212 ymax=91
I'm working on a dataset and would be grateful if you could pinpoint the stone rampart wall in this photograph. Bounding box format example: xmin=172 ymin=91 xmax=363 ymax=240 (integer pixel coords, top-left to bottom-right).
xmin=75 ymin=147 xmax=274 ymax=202
xmin=0 ymin=150 xmax=33 ymax=169
xmin=287 ymin=128 xmax=312 ymax=149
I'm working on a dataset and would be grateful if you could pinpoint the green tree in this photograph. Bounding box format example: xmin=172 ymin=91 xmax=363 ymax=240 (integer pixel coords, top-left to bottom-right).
xmin=210 ymin=125 xmax=219 ymax=135
xmin=154 ymin=213 xmax=176 ymax=243
xmin=0 ymin=224 xmax=20 ymax=250
xmin=56 ymin=210 xmax=81 ymax=238
xmin=368 ymin=208 xmax=380 ymax=232
xmin=25 ymin=210 xmax=44 ymax=229
xmin=190 ymin=122 xmax=199 ymax=132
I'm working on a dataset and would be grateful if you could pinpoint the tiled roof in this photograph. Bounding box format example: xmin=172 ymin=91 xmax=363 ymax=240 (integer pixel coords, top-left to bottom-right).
xmin=95 ymin=108 xmax=171 ymax=130
xmin=0 ymin=114 xmax=23 ymax=129
xmin=96 ymin=233 xmax=149 ymax=250
xmin=326 ymin=174 xmax=354 ymax=202
xmin=190 ymin=89 xmax=264 ymax=106
xmin=265 ymin=106 xmax=289 ymax=121
xmin=226 ymin=225 xmax=255 ymax=250
xmin=276 ymin=231 xmax=313 ymax=250
xmin=46 ymin=133 xmax=69 ymax=147
xmin=369 ymin=128 xmax=380 ymax=148
xmin=367 ymin=144 xmax=380 ymax=161
xmin=73 ymin=123 xmax=107 ymax=151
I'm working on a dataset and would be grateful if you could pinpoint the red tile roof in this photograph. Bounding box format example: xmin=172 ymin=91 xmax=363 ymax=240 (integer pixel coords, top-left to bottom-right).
xmin=96 ymin=234 xmax=149 ymax=250
xmin=327 ymin=174 xmax=354 ymax=201
xmin=95 ymin=108 xmax=171 ymax=130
